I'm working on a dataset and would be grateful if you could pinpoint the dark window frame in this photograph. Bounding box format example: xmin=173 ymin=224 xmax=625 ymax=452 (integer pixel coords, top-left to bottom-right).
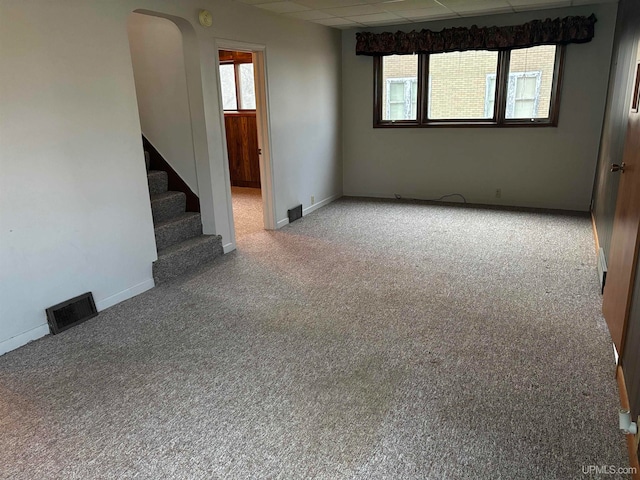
xmin=373 ymin=46 xmax=565 ymax=128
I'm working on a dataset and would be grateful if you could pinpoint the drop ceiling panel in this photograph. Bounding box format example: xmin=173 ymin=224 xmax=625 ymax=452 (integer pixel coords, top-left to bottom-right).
xmin=509 ymin=0 xmax=571 ymax=12
xmin=285 ymin=9 xmax=335 ymax=19
xmin=378 ymin=0 xmax=445 ymax=10
xmin=232 ymin=0 xmax=616 ymax=28
xmin=256 ymin=1 xmax=310 ymax=13
xmin=314 ymin=17 xmax=362 ymax=26
xmin=346 ymin=12 xmax=408 ymax=23
xmin=321 ymin=4 xmax=387 ymax=15
xmin=294 ymin=0 xmax=367 ymax=8
xmin=394 ymin=7 xmax=460 ymax=19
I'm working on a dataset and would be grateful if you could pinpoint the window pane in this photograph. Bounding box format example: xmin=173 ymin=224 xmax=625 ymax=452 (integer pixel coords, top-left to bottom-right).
xmin=428 ymin=50 xmax=498 ymax=120
xmin=410 ymin=81 xmax=417 ymax=118
xmin=514 ymin=99 xmax=535 ymax=117
xmin=507 ymin=45 xmax=556 ymax=119
xmin=239 ymin=63 xmax=256 ymax=110
xmin=389 ymin=82 xmax=404 ymax=102
xmin=390 ymin=104 xmax=405 ymax=120
xmin=485 ymin=75 xmax=496 ymax=117
xmin=516 ymin=76 xmax=537 ymax=99
xmin=382 ymin=55 xmax=418 ymax=121
xmin=219 ymin=64 xmax=237 ymax=110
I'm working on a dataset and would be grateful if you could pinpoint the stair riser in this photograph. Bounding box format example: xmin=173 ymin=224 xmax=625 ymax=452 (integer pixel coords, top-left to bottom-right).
xmin=148 ymin=171 xmax=168 ymax=195
xmin=153 ymin=236 xmax=223 ymax=284
xmin=151 ymin=193 xmax=186 ymax=223
xmin=155 ymin=215 xmax=202 ymax=251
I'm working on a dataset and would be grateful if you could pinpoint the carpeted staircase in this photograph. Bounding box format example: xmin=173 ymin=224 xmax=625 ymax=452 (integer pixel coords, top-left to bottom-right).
xmin=146 ymin=166 xmax=223 ymax=284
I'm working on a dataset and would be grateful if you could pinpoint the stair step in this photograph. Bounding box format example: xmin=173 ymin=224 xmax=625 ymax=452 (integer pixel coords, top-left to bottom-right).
xmin=153 ymin=235 xmax=223 ymax=284
xmin=147 ymin=170 xmax=168 ymax=195
xmin=150 ymin=191 xmax=186 ymax=224
xmin=154 ymin=212 xmax=202 ymax=251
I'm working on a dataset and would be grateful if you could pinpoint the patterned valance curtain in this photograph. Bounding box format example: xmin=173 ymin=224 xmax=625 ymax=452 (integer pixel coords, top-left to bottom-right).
xmin=355 ymin=14 xmax=596 ymax=56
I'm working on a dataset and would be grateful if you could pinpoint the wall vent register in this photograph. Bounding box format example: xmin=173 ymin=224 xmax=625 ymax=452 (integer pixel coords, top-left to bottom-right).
xmin=45 ymin=292 xmax=98 ymax=335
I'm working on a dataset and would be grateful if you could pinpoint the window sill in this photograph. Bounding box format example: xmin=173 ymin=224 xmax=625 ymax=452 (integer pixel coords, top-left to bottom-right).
xmin=373 ymin=119 xmax=558 ymax=128
xmin=223 ymin=110 xmax=257 ymax=116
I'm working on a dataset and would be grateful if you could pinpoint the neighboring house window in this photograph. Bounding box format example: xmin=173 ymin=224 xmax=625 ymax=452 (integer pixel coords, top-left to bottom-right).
xmin=485 ymin=75 xmax=497 ymax=118
xmin=385 ymin=78 xmax=417 ymax=120
xmin=374 ymin=45 xmax=562 ymax=127
xmin=485 ymin=72 xmax=542 ymax=118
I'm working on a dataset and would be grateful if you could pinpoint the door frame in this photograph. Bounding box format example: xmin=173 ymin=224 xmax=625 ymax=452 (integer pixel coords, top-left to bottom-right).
xmin=214 ymin=39 xmax=277 ymax=233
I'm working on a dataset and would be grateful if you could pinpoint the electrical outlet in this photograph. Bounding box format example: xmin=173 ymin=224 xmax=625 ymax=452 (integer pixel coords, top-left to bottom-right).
xmin=311 ymin=196 xmax=315 ymax=205
xmin=495 ymin=189 xmax=502 ymax=199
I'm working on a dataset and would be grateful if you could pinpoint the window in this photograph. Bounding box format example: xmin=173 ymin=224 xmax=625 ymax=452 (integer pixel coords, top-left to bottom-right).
xmin=381 ymin=54 xmax=418 ymax=121
xmin=218 ymin=51 xmax=256 ymax=111
xmin=485 ymin=72 xmax=542 ymax=118
xmin=386 ymin=79 xmax=417 ymax=120
xmin=238 ymin=63 xmax=256 ymax=110
xmin=374 ymin=45 xmax=563 ymax=127
xmin=219 ymin=64 xmax=238 ymax=110
xmin=508 ymin=72 xmax=542 ymax=118
xmin=429 ymin=50 xmax=499 ymax=120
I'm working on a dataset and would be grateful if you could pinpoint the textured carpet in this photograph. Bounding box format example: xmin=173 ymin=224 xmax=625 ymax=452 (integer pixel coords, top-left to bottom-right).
xmin=0 ymin=197 xmax=629 ymax=479
xmin=231 ymin=186 xmax=263 ymax=240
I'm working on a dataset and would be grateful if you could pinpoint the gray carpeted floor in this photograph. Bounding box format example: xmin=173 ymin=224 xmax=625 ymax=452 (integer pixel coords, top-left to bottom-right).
xmin=0 ymin=198 xmax=629 ymax=479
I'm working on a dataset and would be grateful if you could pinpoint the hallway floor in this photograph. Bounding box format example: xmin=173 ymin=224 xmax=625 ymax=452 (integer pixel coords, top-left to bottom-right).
xmin=231 ymin=186 xmax=263 ymax=241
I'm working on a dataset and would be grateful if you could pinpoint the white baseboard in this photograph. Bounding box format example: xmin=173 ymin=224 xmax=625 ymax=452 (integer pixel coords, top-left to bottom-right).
xmin=277 ymin=194 xmax=342 ymax=229
xmin=223 ymin=242 xmax=236 ymax=254
xmin=343 ymin=192 xmax=395 ymax=199
xmin=95 ymin=278 xmax=155 ymax=311
xmin=276 ymin=217 xmax=290 ymax=229
xmin=0 ymin=279 xmax=155 ymax=357
xmin=0 ymin=324 xmax=50 ymax=357
xmin=303 ymin=194 xmax=341 ymax=216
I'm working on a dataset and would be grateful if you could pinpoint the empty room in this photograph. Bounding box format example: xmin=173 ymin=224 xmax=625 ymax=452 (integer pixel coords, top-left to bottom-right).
xmin=2 ymin=0 xmax=640 ymax=478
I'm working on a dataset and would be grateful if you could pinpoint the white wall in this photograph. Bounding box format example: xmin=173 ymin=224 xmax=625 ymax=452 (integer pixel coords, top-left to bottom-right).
xmin=127 ymin=13 xmax=199 ymax=194
xmin=342 ymin=4 xmax=617 ymax=211
xmin=0 ymin=0 xmax=342 ymax=354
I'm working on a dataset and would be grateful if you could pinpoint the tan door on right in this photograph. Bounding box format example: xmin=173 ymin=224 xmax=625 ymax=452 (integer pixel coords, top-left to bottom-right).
xmin=603 ymin=60 xmax=640 ymax=356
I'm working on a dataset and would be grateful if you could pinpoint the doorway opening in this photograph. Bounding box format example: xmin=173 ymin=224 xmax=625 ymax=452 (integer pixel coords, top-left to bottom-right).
xmin=218 ymin=48 xmax=268 ymax=242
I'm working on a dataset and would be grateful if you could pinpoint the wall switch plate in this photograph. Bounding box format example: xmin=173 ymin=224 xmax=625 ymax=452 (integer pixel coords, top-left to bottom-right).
xmin=311 ymin=196 xmax=315 ymax=205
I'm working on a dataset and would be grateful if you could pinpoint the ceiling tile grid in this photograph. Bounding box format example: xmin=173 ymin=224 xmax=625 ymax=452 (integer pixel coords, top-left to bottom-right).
xmin=232 ymin=0 xmax=617 ymax=28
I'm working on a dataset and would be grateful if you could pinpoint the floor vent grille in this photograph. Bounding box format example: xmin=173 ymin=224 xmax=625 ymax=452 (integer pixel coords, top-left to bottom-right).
xmin=288 ymin=204 xmax=303 ymax=223
xmin=46 ymin=292 xmax=98 ymax=335
xmin=597 ymin=247 xmax=607 ymax=294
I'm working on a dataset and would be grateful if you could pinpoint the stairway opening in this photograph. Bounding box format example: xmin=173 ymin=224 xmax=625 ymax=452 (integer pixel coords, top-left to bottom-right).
xmin=218 ymin=47 xmax=272 ymax=242
xmin=144 ymin=137 xmax=222 ymax=283
xmin=127 ymin=12 xmax=223 ymax=282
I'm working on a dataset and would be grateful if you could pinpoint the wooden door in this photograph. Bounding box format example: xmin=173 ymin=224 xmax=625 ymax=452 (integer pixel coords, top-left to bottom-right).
xmin=603 ymin=61 xmax=640 ymax=356
xmin=224 ymin=112 xmax=261 ymax=188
